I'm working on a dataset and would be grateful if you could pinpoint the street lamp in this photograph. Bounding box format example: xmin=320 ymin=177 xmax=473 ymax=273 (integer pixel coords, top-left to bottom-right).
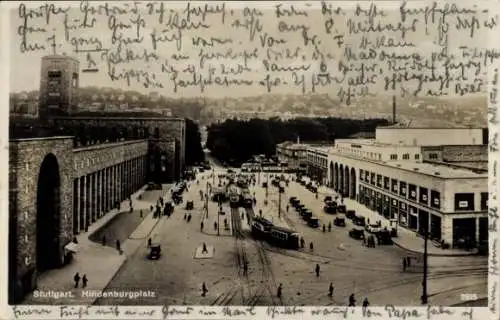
xmin=205 ymin=181 xmax=209 ymax=218
xmin=421 ymin=222 xmax=428 ymax=304
xmin=217 ymin=198 xmax=221 ymax=236
xmin=278 ymin=185 xmax=284 ymax=218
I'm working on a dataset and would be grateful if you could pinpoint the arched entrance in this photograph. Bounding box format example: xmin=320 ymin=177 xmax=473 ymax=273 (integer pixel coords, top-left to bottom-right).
xmin=339 ymin=164 xmax=344 ymax=195
xmin=344 ymin=166 xmax=350 ymax=198
xmin=350 ymin=168 xmax=356 ymax=199
xmin=329 ymin=161 xmax=334 ymax=188
xmin=36 ymin=154 xmax=62 ymax=271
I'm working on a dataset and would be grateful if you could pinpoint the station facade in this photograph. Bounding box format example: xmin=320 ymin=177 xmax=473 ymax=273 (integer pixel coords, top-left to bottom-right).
xmin=8 ymin=55 xmax=186 ymax=303
xmin=305 ymin=127 xmax=488 ymax=248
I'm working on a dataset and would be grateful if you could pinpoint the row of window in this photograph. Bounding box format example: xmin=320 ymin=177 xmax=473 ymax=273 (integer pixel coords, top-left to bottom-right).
xmin=389 ymin=154 xmax=420 ymax=160
xmin=307 ymin=153 xmax=327 ymax=167
xmin=359 ymin=169 xmax=488 ymax=211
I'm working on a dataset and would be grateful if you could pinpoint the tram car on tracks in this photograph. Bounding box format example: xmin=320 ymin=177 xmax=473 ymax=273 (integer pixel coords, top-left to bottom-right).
xmin=228 ymin=185 xmax=241 ymax=208
xmin=251 ymin=217 xmax=300 ymax=250
xmin=268 ymin=226 xmax=300 ymax=250
xmin=251 ymin=216 xmax=273 ymax=239
xmin=240 ymin=189 xmax=253 ymax=208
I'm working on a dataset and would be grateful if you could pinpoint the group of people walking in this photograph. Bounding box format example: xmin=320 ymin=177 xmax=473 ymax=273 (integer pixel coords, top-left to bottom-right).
xmin=73 ymin=272 xmax=88 ymax=288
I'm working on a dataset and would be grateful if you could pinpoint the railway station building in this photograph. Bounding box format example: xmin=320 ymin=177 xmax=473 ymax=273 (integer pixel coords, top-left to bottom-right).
xmin=9 ymin=55 xmax=186 ymax=303
xmin=307 ymin=127 xmax=488 ymax=248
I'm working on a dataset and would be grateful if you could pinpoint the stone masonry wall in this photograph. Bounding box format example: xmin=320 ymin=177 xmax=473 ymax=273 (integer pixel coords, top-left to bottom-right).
xmin=9 ymin=137 xmax=74 ymax=280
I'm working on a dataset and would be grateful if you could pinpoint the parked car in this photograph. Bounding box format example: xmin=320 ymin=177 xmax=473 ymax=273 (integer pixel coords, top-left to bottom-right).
xmin=352 ymin=215 xmax=366 ymax=226
xmin=324 ymin=196 xmax=332 ymax=203
xmin=323 ymin=202 xmax=337 ymax=214
xmin=337 ymin=205 xmax=347 ymax=213
xmin=301 ymin=210 xmax=313 ymax=221
xmin=289 ymin=196 xmax=298 ymax=204
xmin=346 ymin=209 xmax=355 ymax=219
xmin=334 ymin=217 xmax=346 ymax=227
xmin=185 ymin=200 xmax=194 ymax=210
xmin=307 ymin=217 xmax=320 ymax=228
xmin=349 ymin=228 xmax=365 ymax=240
xmin=376 ymin=230 xmax=394 ymax=245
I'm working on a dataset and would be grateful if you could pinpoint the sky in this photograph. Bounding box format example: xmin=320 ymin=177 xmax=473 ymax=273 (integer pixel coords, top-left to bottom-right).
xmin=8 ymin=1 xmax=493 ymax=99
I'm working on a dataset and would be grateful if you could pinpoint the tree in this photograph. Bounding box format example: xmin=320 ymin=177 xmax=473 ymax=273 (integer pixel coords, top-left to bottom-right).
xmin=184 ymin=118 xmax=205 ymax=166
xmin=206 ymin=117 xmax=390 ymax=165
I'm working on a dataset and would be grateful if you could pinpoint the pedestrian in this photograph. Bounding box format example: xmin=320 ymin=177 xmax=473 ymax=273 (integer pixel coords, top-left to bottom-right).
xmin=300 ymin=237 xmax=305 ymax=248
xmin=243 ymin=262 xmax=248 ymax=276
xmin=150 ymin=205 xmax=153 ymax=211
xmin=407 ymin=257 xmax=411 ymax=267
xmin=277 ymin=283 xmax=282 ymax=298
xmin=328 ymin=222 xmax=332 ymax=232
xmin=328 ymin=282 xmax=334 ymax=297
xmin=286 ymin=205 xmax=289 ymax=212
xmin=148 ymin=237 xmax=152 ymax=247
xmin=315 ymin=193 xmax=318 ymax=199
xmin=73 ymin=272 xmax=80 ymax=288
xmin=187 ymin=214 xmax=192 ymax=222
xmin=214 ymin=221 xmax=217 ymax=230
xmin=402 ymin=257 xmax=407 ymax=272
xmin=140 ymin=210 xmax=143 ymax=218
xmin=362 ymin=297 xmax=369 ymax=308
xmin=102 ymin=235 xmax=106 ymax=246
xmin=322 ymin=224 xmax=326 ymax=232
xmin=116 ymin=239 xmax=121 ymax=253
xmin=73 ymin=236 xmax=78 ymax=244
xmin=184 ymin=213 xmax=187 ymax=220
xmin=341 ymin=197 xmax=344 ymax=204
xmin=349 ymin=293 xmax=356 ymax=306
xmin=310 ymin=242 xmax=314 ymax=252
xmin=201 ymin=282 xmax=208 ymax=297
xmin=202 ymin=242 xmax=208 ymax=254
xmin=201 ymin=221 xmax=204 ymax=232
xmin=82 ymin=274 xmax=88 ymax=288
xmin=315 ymin=263 xmax=320 ymax=277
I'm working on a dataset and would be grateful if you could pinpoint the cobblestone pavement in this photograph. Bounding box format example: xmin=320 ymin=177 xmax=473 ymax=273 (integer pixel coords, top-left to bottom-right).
xmin=87 ymin=168 xmax=487 ymax=307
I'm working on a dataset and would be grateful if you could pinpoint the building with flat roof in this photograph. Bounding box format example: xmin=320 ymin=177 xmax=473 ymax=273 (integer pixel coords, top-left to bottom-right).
xmin=299 ymin=127 xmax=488 ymax=248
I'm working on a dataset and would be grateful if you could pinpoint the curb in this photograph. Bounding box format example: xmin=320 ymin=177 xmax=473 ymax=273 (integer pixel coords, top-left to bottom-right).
xmin=392 ymin=239 xmax=478 ymax=257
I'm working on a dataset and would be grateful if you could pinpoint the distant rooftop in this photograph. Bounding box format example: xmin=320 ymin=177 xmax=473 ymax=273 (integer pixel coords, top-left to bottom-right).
xmin=381 ymin=124 xmax=485 ymax=130
xmin=335 ymin=139 xmax=416 ymax=147
xmin=383 ymin=161 xmax=486 ymax=179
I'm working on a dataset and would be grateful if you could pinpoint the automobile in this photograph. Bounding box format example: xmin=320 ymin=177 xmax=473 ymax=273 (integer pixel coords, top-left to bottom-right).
xmin=323 ymin=201 xmax=337 ymax=214
xmin=324 ymin=196 xmax=333 ymax=203
xmin=148 ymin=243 xmax=161 ymax=260
xmin=365 ymin=224 xmax=383 ymax=233
xmin=289 ymin=196 xmax=298 ymax=205
xmin=334 ymin=217 xmax=346 ymax=227
xmin=376 ymin=230 xmax=394 ymax=245
xmin=337 ymin=205 xmax=347 ymax=213
xmin=307 ymin=217 xmax=320 ymax=228
xmin=219 ymin=209 xmax=226 ymax=215
xmin=295 ymin=203 xmax=305 ymax=211
xmin=349 ymin=228 xmax=365 ymax=240
xmin=262 ymin=182 xmax=268 ymax=188
xmin=352 ymin=215 xmax=366 ymax=226
xmin=185 ymin=200 xmax=194 ymax=210
xmin=301 ymin=210 xmax=312 ymax=221
xmin=309 ymin=186 xmax=318 ymax=193
xmin=199 ymin=167 xmax=205 ymax=173
xmin=346 ymin=209 xmax=356 ymax=219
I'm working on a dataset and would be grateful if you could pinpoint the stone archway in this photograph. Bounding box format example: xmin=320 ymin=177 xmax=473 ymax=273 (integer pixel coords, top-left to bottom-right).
xmin=350 ymin=168 xmax=356 ymax=199
xmin=339 ymin=164 xmax=344 ymax=195
xmin=344 ymin=166 xmax=350 ymax=198
xmin=36 ymin=153 xmax=62 ymax=271
xmin=329 ymin=161 xmax=334 ymax=188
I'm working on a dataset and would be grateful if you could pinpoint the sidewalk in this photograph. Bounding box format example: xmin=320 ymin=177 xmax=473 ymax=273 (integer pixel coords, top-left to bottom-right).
xmin=22 ymin=185 xmax=171 ymax=305
xmin=316 ymin=185 xmax=477 ymax=257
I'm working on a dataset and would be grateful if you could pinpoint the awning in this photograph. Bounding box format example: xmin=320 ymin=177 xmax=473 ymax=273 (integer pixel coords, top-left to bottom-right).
xmin=64 ymin=242 xmax=78 ymax=253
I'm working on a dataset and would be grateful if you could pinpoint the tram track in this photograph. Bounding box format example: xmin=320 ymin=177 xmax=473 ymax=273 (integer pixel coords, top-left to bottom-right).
xmin=244 ymin=207 xmax=284 ymax=306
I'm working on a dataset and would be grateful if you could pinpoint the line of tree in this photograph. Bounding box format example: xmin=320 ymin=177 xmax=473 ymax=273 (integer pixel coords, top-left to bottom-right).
xmin=184 ymin=118 xmax=205 ymax=166
xmin=206 ymin=117 xmax=390 ymax=165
